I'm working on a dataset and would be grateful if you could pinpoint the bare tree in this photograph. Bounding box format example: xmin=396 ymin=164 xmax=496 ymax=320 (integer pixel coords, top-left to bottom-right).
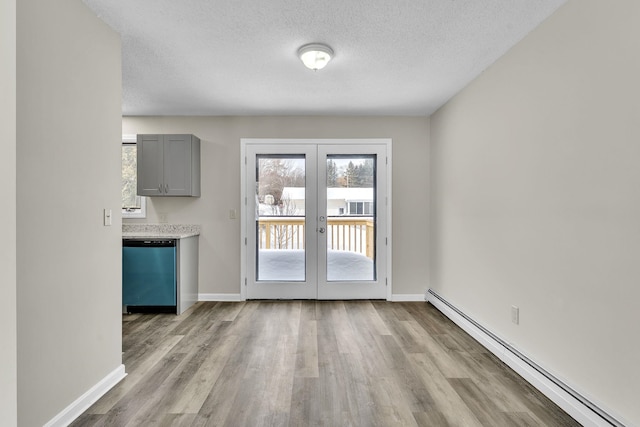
xmin=257 ymin=158 xmax=304 ymax=204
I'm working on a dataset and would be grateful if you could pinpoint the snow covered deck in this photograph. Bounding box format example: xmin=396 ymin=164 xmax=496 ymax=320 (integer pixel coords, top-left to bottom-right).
xmin=258 ymin=249 xmax=374 ymax=281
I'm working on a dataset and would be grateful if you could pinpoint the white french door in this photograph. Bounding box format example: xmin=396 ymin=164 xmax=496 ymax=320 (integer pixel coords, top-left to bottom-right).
xmin=242 ymin=139 xmax=390 ymax=300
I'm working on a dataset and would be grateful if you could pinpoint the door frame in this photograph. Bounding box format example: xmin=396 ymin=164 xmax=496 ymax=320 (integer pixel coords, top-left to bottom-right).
xmin=240 ymin=138 xmax=393 ymax=301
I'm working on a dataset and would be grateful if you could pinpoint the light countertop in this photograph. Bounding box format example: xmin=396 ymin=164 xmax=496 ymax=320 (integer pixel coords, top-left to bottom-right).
xmin=122 ymin=224 xmax=200 ymax=239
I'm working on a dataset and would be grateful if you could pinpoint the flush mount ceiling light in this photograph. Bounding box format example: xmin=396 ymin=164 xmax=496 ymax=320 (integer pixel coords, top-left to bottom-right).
xmin=298 ymin=43 xmax=334 ymax=70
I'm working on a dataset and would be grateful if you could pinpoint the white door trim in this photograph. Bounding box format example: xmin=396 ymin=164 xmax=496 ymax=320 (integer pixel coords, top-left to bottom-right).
xmin=240 ymin=138 xmax=392 ymax=301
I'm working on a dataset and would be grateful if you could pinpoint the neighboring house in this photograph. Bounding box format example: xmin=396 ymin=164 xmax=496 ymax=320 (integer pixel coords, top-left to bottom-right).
xmin=277 ymin=187 xmax=374 ymax=216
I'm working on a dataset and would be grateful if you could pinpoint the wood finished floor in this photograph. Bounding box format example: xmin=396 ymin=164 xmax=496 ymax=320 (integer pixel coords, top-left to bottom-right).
xmin=72 ymin=301 xmax=580 ymax=427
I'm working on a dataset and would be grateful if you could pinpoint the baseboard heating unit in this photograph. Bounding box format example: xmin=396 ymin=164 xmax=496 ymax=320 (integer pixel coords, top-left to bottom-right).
xmin=426 ymin=289 xmax=627 ymax=427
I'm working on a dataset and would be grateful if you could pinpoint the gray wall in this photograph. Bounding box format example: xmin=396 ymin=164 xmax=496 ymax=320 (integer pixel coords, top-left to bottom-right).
xmin=123 ymin=116 xmax=430 ymax=297
xmin=430 ymin=0 xmax=639 ymax=424
xmin=0 ymin=0 xmax=17 ymax=424
xmin=16 ymin=0 xmax=122 ymax=425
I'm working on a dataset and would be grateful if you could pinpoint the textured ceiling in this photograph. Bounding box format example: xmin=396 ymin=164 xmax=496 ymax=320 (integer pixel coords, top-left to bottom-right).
xmin=82 ymin=0 xmax=566 ymax=116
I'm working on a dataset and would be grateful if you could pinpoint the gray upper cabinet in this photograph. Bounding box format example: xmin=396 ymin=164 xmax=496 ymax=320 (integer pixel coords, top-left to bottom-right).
xmin=137 ymin=134 xmax=201 ymax=197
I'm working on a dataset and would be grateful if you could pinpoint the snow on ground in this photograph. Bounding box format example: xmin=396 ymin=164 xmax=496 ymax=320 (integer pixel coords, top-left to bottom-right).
xmin=258 ymin=249 xmax=374 ymax=281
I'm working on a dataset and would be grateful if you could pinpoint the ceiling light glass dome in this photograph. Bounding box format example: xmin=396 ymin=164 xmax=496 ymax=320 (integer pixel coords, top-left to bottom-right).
xmin=298 ymin=43 xmax=334 ymax=70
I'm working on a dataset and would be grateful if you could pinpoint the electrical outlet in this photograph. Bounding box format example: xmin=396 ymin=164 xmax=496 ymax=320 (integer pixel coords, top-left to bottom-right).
xmin=158 ymin=213 xmax=168 ymax=223
xmin=511 ymin=305 xmax=520 ymax=325
xmin=229 ymin=209 xmax=237 ymax=220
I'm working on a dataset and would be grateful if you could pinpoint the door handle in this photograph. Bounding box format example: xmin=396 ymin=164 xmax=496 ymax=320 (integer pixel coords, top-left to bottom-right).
xmin=318 ymin=227 xmax=326 ymax=233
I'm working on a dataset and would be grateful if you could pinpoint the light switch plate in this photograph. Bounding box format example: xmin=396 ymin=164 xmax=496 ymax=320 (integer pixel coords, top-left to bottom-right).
xmin=103 ymin=209 xmax=112 ymax=226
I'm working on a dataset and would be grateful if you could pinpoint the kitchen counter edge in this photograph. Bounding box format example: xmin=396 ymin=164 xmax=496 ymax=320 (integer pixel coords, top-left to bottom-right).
xmin=122 ymin=232 xmax=200 ymax=239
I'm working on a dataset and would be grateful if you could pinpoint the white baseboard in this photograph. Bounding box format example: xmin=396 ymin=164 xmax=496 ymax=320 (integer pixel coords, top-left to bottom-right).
xmin=426 ymin=289 xmax=625 ymax=427
xmin=199 ymin=293 xmax=243 ymax=302
xmin=45 ymin=364 xmax=126 ymax=427
xmin=198 ymin=294 xmax=424 ymax=302
xmin=199 ymin=294 xmax=426 ymax=302
xmin=390 ymin=293 xmax=425 ymax=302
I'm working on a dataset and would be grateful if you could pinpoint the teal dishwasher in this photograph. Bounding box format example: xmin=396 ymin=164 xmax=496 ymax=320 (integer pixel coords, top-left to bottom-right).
xmin=122 ymin=239 xmax=176 ymax=311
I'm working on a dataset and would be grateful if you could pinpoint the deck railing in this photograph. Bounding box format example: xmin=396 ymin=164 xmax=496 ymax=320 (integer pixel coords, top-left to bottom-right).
xmin=257 ymin=216 xmax=374 ymax=258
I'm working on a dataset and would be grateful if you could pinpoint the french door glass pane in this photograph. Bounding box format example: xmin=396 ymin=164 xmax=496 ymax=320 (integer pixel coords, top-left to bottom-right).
xmin=256 ymin=155 xmax=306 ymax=281
xmin=326 ymin=155 xmax=376 ymax=281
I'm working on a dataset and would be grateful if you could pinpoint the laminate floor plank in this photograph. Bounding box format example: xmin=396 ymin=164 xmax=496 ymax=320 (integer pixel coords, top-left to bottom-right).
xmin=294 ymin=319 xmax=320 ymax=378
xmin=121 ymin=312 xmax=157 ymax=336
xmin=193 ymin=333 xmax=257 ymax=425
xmin=125 ymin=324 xmax=238 ymax=426
xmin=84 ymin=352 xmax=186 ymax=427
xmin=432 ymin=331 xmax=479 ymax=354
xmin=448 ymin=377 xmax=522 ymax=427
xmin=342 ymin=304 xmax=393 ymax=377
xmin=447 ymin=350 xmax=533 ymax=414
xmin=200 ymin=303 xmax=277 ymax=426
xmin=214 ymin=301 xmax=246 ymax=322
xmin=289 ymin=376 xmax=323 ymax=426
xmin=122 ymin=314 xmax=174 ymax=356
xmin=374 ymin=335 xmax=436 ymax=413
xmin=396 ymin=302 xmax=450 ymax=337
xmin=403 ymin=303 xmax=461 ymax=337
xmin=336 ymin=352 xmax=378 ymax=425
xmin=348 ymin=299 xmax=392 ymax=336
xmin=157 ymin=413 xmax=198 ymax=427
xmin=392 ymin=324 xmax=469 ymax=379
xmin=85 ymin=334 xmax=185 ymax=415
xmin=504 ymin=412 xmax=542 ymax=427
xmin=169 ymin=301 xmax=222 ymax=337
xmin=330 ymin=301 xmax=366 ymax=357
xmin=412 ymin=410 xmax=452 ymax=427
xmin=489 ymin=362 xmax=581 ymax=426
xmin=368 ymin=375 xmax=420 ymax=426
xmin=70 ymin=414 xmax=107 ymax=427
xmin=220 ymin=299 xmax=260 ymax=337
xmin=396 ymin=320 xmax=433 ymax=354
xmin=166 ymin=324 xmax=240 ymax=414
xmin=407 ymin=353 xmax=485 ymax=427
xmin=316 ymin=312 xmax=355 ymax=421
xmin=250 ymin=334 xmax=298 ymax=423
xmin=299 ymin=300 xmax=318 ymax=322
xmin=76 ymin=301 xmax=580 ymax=426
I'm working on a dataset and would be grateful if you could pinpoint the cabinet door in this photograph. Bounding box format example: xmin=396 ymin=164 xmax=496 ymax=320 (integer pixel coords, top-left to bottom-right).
xmin=137 ymin=134 xmax=164 ymax=196
xmin=163 ymin=135 xmax=193 ymax=196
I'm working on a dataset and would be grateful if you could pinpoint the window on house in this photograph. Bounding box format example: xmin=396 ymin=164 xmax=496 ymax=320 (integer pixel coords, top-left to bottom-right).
xmin=347 ymin=202 xmax=373 ymax=215
xmin=122 ymin=137 xmax=146 ymax=218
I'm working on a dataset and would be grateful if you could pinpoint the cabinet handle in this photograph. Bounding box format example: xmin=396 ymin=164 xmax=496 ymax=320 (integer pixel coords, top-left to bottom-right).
xmin=158 ymin=184 xmax=162 ymax=194
xmin=165 ymin=183 xmax=169 ymax=193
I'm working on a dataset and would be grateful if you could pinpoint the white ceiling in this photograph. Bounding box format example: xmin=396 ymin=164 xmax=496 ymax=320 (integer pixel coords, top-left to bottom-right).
xmin=82 ymin=0 xmax=566 ymax=116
